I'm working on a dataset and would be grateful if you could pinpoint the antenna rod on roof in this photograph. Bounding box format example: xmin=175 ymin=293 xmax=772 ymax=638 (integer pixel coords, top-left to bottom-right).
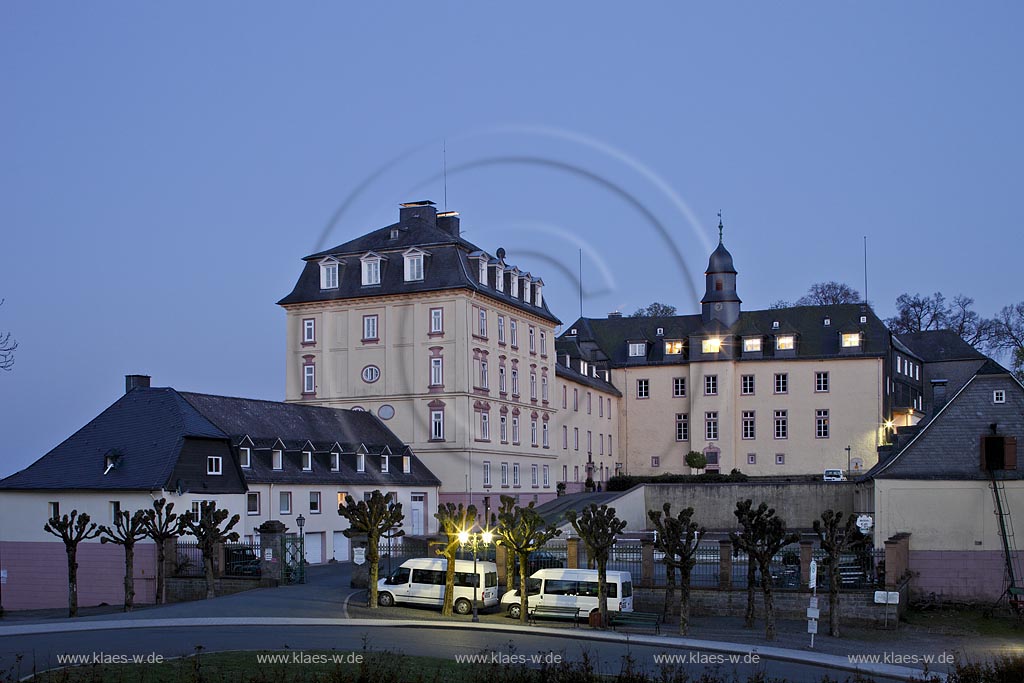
xmin=863 ymin=236 xmax=868 ymax=306
xmin=579 ymin=248 xmax=583 ymax=319
xmin=443 ymin=139 xmax=447 ymax=212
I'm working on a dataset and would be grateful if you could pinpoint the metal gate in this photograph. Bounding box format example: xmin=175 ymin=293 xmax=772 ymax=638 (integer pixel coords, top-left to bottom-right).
xmin=282 ymin=533 xmax=305 ymax=584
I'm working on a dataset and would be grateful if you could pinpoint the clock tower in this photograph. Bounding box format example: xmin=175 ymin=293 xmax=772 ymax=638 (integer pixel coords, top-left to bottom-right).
xmin=700 ymin=217 xmax=741 ymax=326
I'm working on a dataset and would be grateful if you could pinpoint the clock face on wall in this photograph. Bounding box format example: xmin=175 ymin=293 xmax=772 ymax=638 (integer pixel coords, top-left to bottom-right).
xmin=714 ymin=303 xmax=723 ymax=311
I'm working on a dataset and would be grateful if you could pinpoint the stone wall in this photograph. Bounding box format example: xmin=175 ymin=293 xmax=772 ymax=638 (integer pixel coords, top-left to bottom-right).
xmin=165 ymin=576 xmax=269 ymax=603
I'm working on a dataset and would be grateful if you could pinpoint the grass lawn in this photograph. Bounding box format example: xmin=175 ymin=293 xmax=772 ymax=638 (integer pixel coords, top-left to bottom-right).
xmin=902 ymin=605 xmax=1023 ymax=639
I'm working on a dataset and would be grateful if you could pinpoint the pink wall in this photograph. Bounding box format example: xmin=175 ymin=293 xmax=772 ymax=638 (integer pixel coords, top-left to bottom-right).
xmin=909 ymin=550 xmax=1023 ymax=602
xmin=0 ymin=541 xmax=157 ymax=611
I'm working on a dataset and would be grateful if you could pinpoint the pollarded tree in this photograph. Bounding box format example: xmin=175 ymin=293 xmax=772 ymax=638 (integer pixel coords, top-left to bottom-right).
xmin=729 ymin=500 xmax=759 ymax=629
xmin=730 ymin=500 xmax=799 ymax=641
xmin=566 ymin=503 xmax=626 ymax=628
xmin=434 ymin=502 xmax=477 ymax=616
xmin=496 ymin=499 xmax=561 ymax=623
xmin=142 ymin=498 xmax=180 ymax=605
xmin=179 ymin=502 xmax=241 ymax=600
xmin=491 ymin=495 xmax=517 ymax=591
xmin=649 ymin=503 xmax=706 ymax=635
xmin=813 ymin=509 xmax=867 ymax=637
xmin=338 ymin=490 xmax=405 ymax=610
xmin=100 ymin=509 xmax=148 ymax=611
xmin=43 ymin=510 xmax=102 ymax=617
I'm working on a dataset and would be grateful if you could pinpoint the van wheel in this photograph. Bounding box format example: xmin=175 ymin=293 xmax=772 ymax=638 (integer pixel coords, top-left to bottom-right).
xmin=454 ymin=598 xmax=472 ymax=615
xmin=377 ymin=592 xmax=394 ymax=607
xmin=508 ymin=604 xmax=522 ymax=619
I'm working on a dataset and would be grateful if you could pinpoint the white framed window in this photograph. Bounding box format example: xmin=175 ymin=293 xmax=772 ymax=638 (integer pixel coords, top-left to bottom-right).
xmin=478 ymin=257 xmax=487 ymax=285
xmin=774 ymin=373 xmax=788 ymax=394
xmin=815 ymin=371 xmax=830 ymax=392
xmin=361 ymin=365 xmax=380 ymax=383
xmin=430 ymin=307 xmax=443 ymax=334
xmin=302 ymin=451 xmax=312 ymax=471
xmin=330 ymin=452 xmax=340 ymax=471
xmin=776 ymin=335 xmax=795 ymax=350
xmin=741 ymin=374 xmax=755 ymax=395
xmin=543 ymin=465 xmax=550 ymax=487
xmin=530 ymin=419 xmax=538 ymax=446
xmin=542 ymin=422 xmax=549 ymax=448
xmin=497 ymin=316 xmax=506 ymax=343
xmin=665 ymin=341 xmax=684 ymax=355
xmin=431 ymin=410 xmax=445 ymax=440
xmin=628 ymin=342 xmax=646 ymax=357
xmin=239 ymin=447 xmax=251 ymax=469
xmin=513 ymin=463 xmax=521 ymax=487
xmin=478 ymin=307 xmax=488 ymax=337
xmin=743 ymin=337 xmax=762 ymax=352
xmin=361 ymin=255 xmax=381 ymax=286
xmin=994 ymin=390 xmax=1006 ymax=404
xmin=529 ymin=326 xmax=536 ymax=353
xmin=774 ymin=410 xmax=788 ymax=439
xmin=499 ymin=366 xmax=507 ymax=393
xmin=480 ymin=412 xmax=490 ymax=440
xmin=404 ymin=252 xmax=424 ymax=281
xmin=430 ymin=357 xmax=443 ymax=386
xmin=512 ymin=417 xmax=520 ymax=444
xmin=510 ymin=319 xmax=518 ymax=347
xmin=540 ymin=331 xmax=547 ymax=355
xmin=207 ymin=456 xmax=222 ymax=475
xmin=495 ymin=266 xmax=504 ymax=292
xmin=279 ymin=491 xmax=292 ymax=515
xmin=705 ymin=411 xmax=718 ymax=440
xmin=532 ymin=464 xmax=539 ymax=487
xmin=675 ymin=413 xmax=688 ymax=441
xmin=319 ymin=261 xmax=339 ymax=289
xmin=637 ymin=379 xmax=650 ymax=399
xmin=303 ymin=364 xmax=316 ymax=394
xmin=673 ymin=377 xmax=686 ymax=397
xmin=272 ymin=449 xmax=283 ymax=470
xmin=481 ymin=360 xmax=489 ymax=389
xmin=363 ymin=314 xmax=379 ymax=341
xmin=542 ymin=376 xmax=549 ymax=402
xmin=403 ymin=456 xmax=411 ymax=473
xmin=651 ymin=456 xmax=661 ymax=468
xmin=381 ymin=454 xmax=390 ymax=473
xmin=501 ymin=462 xmax=509 ymax=487
xmin=702 ymin=338 xmax=721 ymax=354
xmin=523 ymin=278 xmax=531 ymax=303
xmin=510 ymin=271 xmax=519 ymax=297
xmin=309 ymin=491 xmax=322 ymax=514
xmin=841 ymin=332 xmax=861 ymax=348
xmin=704 ymin=375 xmax=718 ymax=396
xmin=742 ymin=411 xmax=756 ymax=439
xmin=247 ymin=492 xmax=260 ymax=515
xmin=511 ymin=369 xmax=520 ymax=396
xmin=303 ymin=318 xmax=316 ymax=343
xmin=530 ymin=372 xmax=537 ymax=400
xmin=483 ymin=461 xmax=492 ymax=487
xmin=816 ymin=409 xmax=830 ymax=438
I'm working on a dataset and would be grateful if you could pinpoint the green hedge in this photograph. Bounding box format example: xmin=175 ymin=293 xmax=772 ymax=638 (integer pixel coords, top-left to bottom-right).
xmin=606 ymin=469 xmax=749 ymax=491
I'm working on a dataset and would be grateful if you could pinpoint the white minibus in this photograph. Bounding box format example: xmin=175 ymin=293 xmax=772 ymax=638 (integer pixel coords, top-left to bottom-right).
xmin=499 ymin=568 xmax=633 ymax=619
xmin=377 ymin=558 xmax=499 ymax=615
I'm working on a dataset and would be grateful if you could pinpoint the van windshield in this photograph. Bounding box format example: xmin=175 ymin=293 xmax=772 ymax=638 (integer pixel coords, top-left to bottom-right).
xmin=388 ymin=567 xmax=410 ymax=585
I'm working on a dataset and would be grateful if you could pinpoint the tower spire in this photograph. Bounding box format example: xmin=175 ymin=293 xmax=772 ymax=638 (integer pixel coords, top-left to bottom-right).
xmin=717 ymin=210 xmax=724 ymax=244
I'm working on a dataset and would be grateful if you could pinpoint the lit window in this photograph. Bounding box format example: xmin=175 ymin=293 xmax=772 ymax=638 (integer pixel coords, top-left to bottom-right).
xmin=637 ymin=379 xmax=650 ymax=399
xmin=816 ymin=371 xmax=830 ymax=392
xmin=319 ymin=261 xmax=339 ymax=289
xmin=628 ymin=342 xmax=646 ymax=357
xmin=207 ymin=456 xmax=222 ymax=475
xmin=309 ymin=492 xmax=322 ymax=514
xmin=239 ymin=447 xmax=251 ymax=468
xmin=430 ymin=308 xmax=443 ymax=334
xmin=303 ymin=319 xmax=316 ymax=343
xmin=675 ymin=413 xmax=688 ymax=441
xmin=816 ymin=409 xmax=830 ymax=438
xmin=742 ymin=411 xmax=755 ymax=439
xmin=431 ymin=410 xmax=445 ymax=440
xmin=272 ymin=449 xmax=283 ymax=470
xmin=363 ymin=315 xmax=379 ymax=341
xmin=841 ymin=333 xmax=861 ymax=348
xmin=665 ymin=341 xmax=684 ymax=355
xmin=361 ymin=256 xmax=381 ymax=286
xmin=303 ymin=364 xmax=316 ymax=394
xmin=741 ymin=375 xmax=755 ymax=395
xmin=404 ymin=252 xmax=424 ymax=281
xmin=774 ymin=410 xmax=788 ymax=439
xmin=279 ymin=491 xmax=292 ymax=515
xmin=705 ymin=412 xmax=719 ymax=440
xmin=673 ymin=377 xmax=686 ymax=397
xmin=776 ymin=335 xmax=795 ymax=350
xmin=774 ymin=373 xmax=788 ymax=394
xmin=302 ymin=451 xmax=312 ymax=471
xmin=702 ymin=338 xmax=721 ymax=354
xmin=704 ymin=375 xmax=718 ymax=396
xmin=743 ymin=337 xmax=762 ymax=352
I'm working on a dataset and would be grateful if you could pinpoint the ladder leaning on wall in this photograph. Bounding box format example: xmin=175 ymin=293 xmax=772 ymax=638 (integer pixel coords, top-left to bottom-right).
xmin=989 ymin=472 xmax=1023 ymax=613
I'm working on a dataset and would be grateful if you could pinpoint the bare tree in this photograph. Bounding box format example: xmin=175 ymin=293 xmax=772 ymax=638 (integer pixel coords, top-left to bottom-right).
xmin=338 ymin=490 xmax=405 ymax=609
xmin=100 ymin=509 xmax=149 ymax=611
xmin=566 ymin=504 xmax=626 ymax=627
xmin=812 ymin=509 xmax=867 ymax=637
xmin=43 ymin=510 xmax=102 ymax=617
xmin=946 ymin=295 xmax=997 ymax=348
xmin=142 ymin=498 xmax=180 ymax=605
xmin=649 ymin=503 xmax=706 ymax=635
xmin=434 ymin=502 xmax=476 ymax=616
xmin=885 ymin=292 xmax=950 ymax=334
xmin=795 ymin=282 xmax=861 ymax=306
xmin=0 ymin=299 xmax=16 ymax=372
xmin=991 ymin=302 xmax=1024 ymax=379
xmin=491 ymin=495 xmax=517 ymax=591
xmin=179 ymin=503 xmax=240 ymax=599
xmin=496 ymin=498 xmax=561 ymax=623
xmin=630 ymin=302 xmax=677 ymax=317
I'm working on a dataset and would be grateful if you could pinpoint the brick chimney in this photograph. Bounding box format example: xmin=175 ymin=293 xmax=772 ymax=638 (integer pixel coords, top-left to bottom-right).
xmin=399 ymin=200 xmax=437 ymax=227
xmin=436 ymin=211 xmax=460 ymax=237
xmin=125 ymin=374 xmax=151 ymax=393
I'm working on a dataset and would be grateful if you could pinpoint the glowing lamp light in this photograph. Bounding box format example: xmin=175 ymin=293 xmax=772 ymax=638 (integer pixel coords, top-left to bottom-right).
xmin=482 ymin=531 xmax=494 ymax=545
xmin=458 ymin=530 xmax=469 ymax=545
xmin=884 ymin=420 xmax=895 ymax=430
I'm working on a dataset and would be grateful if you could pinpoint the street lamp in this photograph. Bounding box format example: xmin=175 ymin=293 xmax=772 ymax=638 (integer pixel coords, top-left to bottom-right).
xmin=458 ymin=526 xmax=494 ymax=623
xmin=845 ymin=445 xmax=852 ymax=476
xmin=296 ymin=514 xmax=306 ymax=584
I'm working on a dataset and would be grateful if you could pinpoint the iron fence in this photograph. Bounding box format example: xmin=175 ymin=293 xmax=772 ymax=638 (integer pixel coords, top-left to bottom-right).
xmin=224 ymin=542 xmax=262 ymax=578
xmin=173 ymin=541 xmax=204 ymax=578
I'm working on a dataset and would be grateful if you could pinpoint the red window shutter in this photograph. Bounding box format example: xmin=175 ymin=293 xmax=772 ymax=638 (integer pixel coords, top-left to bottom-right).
xmin=1005 ymin=436 xmax=1018 ymax=471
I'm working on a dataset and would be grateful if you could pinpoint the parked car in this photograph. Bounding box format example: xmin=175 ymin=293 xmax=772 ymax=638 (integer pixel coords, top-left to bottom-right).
xmin=224 ymin=546 xmax=261 ymax=576
xmin=823 ymin=469 xmax=847 ymax=481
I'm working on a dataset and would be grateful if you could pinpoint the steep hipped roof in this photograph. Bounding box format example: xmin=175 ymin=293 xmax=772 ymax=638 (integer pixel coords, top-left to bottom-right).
xmin=896 ymin=330 xmax=988 ymax=363
xmin=278 ymin=213 xmax=560 ymax=325
xmin=0 ymin=388 xmax=226 ymax=490
xmin=561 ymin=304 xmax=888 ymax=367
xmin=554 ymin=362 xmax=622 ymax=397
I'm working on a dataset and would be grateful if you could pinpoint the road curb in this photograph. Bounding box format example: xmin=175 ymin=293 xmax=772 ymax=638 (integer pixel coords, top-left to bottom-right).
xmin=0 ymin=616 xmax=941 ymax=681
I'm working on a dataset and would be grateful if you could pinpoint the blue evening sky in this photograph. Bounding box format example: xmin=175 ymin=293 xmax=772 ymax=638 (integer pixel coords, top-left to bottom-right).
xmin=2 ymin=3 xmax=1021 ymax=476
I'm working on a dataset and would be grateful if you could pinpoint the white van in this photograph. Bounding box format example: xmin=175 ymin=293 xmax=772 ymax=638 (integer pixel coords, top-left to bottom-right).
xmin=499 ymin=568 xmax=633 ymax=619
xmin=377 ymin=558 xmax=499 ymax=615
xmin=823 ymin=469 xmax=847 ymax=481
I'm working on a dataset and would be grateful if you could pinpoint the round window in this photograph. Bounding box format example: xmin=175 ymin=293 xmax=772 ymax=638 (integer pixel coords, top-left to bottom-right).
xmin=361 ymin=365 xmax=380 ymax=383
xmin=377 ymin=404 xmax=395 ymax=420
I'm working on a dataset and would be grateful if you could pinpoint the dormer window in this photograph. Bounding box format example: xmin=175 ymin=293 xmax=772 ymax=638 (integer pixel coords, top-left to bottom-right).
xmin=824 ymin=318 xmax=831 ymax=326
xmin=743 ymin=337 xmax=762 ymax=352
xmin=103 ymin=453 xmax=119 ymax=474
xmin=628 ymin=342 xmax=646 ymax=357
xmin=772 ymin=321 xmax=780 ymax=330
xmin=701 ymin=338 xmax=722 ymax=354
xmin=357 ymin=453 xmax=365 ymax=473
xmin=495 ymin=265 xmax=504 ymax=292
xmin=403 ymin=250 xmax=425 ymax=282
xmin=522 ymin=277 xmax=531 ymax=303
xmin=478 ymin=257 xmax=487 ymax=285
xmin=390 ymin=228 xmax=399 ymax=240
xmin=776 ymin=335 xmax=795 ymax=350
xmin=381 ymin=455 xmax=390 ymax=473
xmin=841 ymin=332 xmax=861 ymax=348
xmin=534 ymin=282 xmax=543 ymax=307
xmin=302 ymin=451 xmax=312 ymax=471
xmin=319 ymin=258 xmax=339 ymax=290
xmin=664 ymin=341 xmax=683 ymax=355
xmin=403 ymin=455 xmax=411 ymax=474
xmin=860 ymin=315 xmax=868 ymax=324
xmin=207 ymin=456 xmax=223 ymax=476
xmin=272 ymin=450 xmax=283 ymax=470
xmin=656 ymin=327 xmax=664 ymax=336
xmin=239 ymin=447 xmax=251 ymax=468
xmin=330 ymin=452 xmax=340 ymax=471
xmin=361 ymin=253 xmax=382 ymax=286
xmin=510 ymin=271 xmax=519 ymax=298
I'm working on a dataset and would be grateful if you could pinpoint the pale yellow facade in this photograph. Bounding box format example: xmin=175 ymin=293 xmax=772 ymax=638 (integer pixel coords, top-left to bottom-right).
xmin=552 ymin=371 xmax=621 ymax=490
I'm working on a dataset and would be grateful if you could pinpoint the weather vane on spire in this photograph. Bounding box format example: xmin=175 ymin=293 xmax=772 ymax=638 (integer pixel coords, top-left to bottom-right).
xmin=717 ymin=210 xmax=724 ymax=244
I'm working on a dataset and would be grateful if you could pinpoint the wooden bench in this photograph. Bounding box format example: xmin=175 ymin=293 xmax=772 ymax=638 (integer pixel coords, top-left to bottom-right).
xmin=609 ymin=611 xmax=662 ymax=634
xmin=529 ymin=604 xmax=581 ymax=626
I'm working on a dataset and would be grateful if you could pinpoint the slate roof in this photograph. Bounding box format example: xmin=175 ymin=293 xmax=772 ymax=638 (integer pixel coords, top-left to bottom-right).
xmin=278 ymin=212 xmax=561 ymax=325
xmin=896 ymin=330 xmax=988 ymax=363
xmin=561 ymin=304 xmax=889 ymax=367
xmin=554 ymin=362 xmax=622 ymax=397
xmin=0 ymin=388 xmax=226 ymax=491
